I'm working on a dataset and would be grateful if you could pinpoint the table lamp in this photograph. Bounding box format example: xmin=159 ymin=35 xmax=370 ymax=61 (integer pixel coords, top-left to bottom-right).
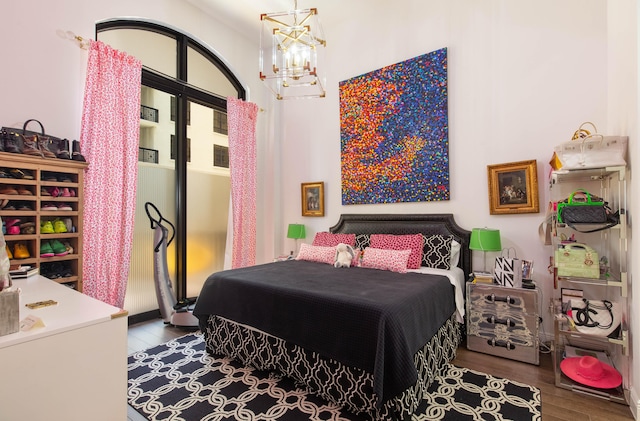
xmin=287 ymin=223 xmax=306 ymax=256
xmin=469 ymin=228 xmax=502 ymax=274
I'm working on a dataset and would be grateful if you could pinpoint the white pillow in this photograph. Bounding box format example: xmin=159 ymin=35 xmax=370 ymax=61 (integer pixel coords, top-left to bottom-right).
xmin=450 ymin=239 xmax=461 ymax=267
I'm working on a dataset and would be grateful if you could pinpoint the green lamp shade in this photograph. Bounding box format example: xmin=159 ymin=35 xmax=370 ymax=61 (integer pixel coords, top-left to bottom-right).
xmin=469 ymin=228 xmax=502 ymax=251
xmin=287 ymin=224 xmax=306 ymax=239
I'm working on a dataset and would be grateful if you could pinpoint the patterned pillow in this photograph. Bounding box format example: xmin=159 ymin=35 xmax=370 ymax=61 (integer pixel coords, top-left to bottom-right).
xmin=361 ymin=247 xmax=411 ymax=273
xmin=354 ymin=234 xmax=370 ymax=251
xmin=312 ymin=232 xmax=356 ymax=247
xmin=422 ymin=235 xmax=453 ymax=270
xmin=295 ymin=243 xmax=336 ymax=265
xmin=370 ymin=233 xmax=423 ymax=269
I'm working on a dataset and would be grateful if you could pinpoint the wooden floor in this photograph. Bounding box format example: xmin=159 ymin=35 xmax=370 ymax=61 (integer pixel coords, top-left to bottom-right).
xmin=127 ymin=319 xmax=635 ymax=421
xmin=453 ymin=344 xmax=634 ymax=421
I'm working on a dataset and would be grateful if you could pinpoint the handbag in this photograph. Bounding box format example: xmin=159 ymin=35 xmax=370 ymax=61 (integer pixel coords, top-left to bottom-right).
xmin=1 ymin=119 xmax=63 ymax=159
xmin=557 ymin=189 xmax=620 ymax=232
xmin=552 ymin=122 xmax=627 ymax=170
xmin=570 ymin=298 xmax=621 ymax=337
xmin=493 ymin=248 xmax=522 ymax=288
xmin=555 ymin=243 xmax=599 ymax=279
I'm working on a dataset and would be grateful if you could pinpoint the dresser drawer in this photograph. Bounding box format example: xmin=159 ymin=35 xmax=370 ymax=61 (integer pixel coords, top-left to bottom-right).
xmin=466 ymin=283 xmax=540 ymax=365
xmin=467 ymin=311 xmax=538 ymax=345
xmin=467 ymin=283 xmax=537 ymax=315
xmin=466 ymin=333 xmax=539 ymax=365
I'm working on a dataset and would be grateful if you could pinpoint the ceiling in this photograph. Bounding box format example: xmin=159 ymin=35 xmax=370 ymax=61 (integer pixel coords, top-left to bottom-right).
xmin=186 ymin=0 xmax=367 ymax=39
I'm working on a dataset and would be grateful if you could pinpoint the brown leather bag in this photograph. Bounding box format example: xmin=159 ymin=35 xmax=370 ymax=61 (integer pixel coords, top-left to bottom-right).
xmin=1 ymin=119 xmax=62 ymax=159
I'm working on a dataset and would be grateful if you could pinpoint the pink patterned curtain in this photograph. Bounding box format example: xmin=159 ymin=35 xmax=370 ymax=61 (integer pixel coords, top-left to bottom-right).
xmin=80 ymin=41 xmax=142 ymax=308
xmin=227 ymin=97 xmax=258 ymax=268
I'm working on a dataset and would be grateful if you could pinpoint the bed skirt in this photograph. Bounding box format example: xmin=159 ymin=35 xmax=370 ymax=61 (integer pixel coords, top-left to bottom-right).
xmin=202 ymin=313 xmax=462 ymax=420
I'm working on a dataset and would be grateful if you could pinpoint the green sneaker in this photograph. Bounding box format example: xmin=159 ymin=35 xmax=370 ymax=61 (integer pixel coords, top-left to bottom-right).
xmin=40 ymin=220 xmax=54 ymax=234
xmin=53 ymin=219 xmax=67 ymax=233
xmin=40 ymin=241 xmax=54 ymax=257
xmin=50 ymin=239 xmax=69 ymax=256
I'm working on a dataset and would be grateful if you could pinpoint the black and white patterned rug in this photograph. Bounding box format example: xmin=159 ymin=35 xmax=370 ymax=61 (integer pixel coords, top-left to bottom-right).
xmin=128 ymin=333 xmax=541 ymax=421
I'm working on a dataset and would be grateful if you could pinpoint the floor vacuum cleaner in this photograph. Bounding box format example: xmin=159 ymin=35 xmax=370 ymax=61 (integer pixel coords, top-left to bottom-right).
xmin=144 ymin=202 xmax=199 ymax=328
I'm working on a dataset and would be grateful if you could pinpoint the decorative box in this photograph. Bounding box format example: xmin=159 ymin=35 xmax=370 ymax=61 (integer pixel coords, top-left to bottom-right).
xmin=0 ymin=289 xmax=19 ymax=336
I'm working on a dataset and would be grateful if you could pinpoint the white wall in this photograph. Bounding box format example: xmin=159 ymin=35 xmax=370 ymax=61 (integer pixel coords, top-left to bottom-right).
xmin=607 ymin=1 xmax=638 ymax=416
xmin=1 ymin=0 xmax=638 ymax=414
xmin=276 ymin=0 xmax=638 ymax=413
xmin=281 ymin=1 xmax=607 ymax=298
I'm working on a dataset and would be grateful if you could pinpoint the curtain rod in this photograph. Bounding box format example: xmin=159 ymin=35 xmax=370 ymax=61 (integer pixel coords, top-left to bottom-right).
xmin=63 ymin=30 xmax=91 ymax=50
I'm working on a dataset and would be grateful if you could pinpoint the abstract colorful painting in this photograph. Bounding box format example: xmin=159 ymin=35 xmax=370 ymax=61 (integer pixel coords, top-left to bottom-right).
xmin=339 ymin=48 xmax=449 ymax=205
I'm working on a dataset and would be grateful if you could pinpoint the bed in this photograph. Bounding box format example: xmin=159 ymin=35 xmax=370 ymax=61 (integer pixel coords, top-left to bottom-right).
xmin=193 ymin=213 xmax=471 ymax=420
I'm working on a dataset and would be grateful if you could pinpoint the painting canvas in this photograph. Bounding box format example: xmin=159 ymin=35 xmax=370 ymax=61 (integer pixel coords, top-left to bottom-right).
xmin=339 ymin=48 xmax=449 ymax=205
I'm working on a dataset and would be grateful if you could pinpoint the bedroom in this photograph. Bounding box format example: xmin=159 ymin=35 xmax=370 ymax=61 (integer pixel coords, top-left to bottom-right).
xmin=0 ymin=0 xmax=638 ymax=419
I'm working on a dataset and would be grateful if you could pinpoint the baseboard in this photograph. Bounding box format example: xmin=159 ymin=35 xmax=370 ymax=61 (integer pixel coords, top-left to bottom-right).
xmin=128 ymin=309 xmax=162 ymax=326
xmin=629 ymin=386 xmax=639 ymax=420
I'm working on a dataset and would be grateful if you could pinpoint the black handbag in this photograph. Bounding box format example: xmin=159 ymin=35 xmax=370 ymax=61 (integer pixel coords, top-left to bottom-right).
xmin=557 ymin=189 xmax=620 ymax=232
xmin=1 ymin=119 xmax=64 ymax=158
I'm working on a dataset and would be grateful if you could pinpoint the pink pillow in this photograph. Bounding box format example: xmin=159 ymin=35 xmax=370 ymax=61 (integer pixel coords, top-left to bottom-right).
xmin=295 ymin=243 xmax=336 ymax=265
xmin=351 ymin=248 xmax=361 ymax=267
xmin=361 ymin=247 xmax=410 ymax=273
xmin=369 ymin=233 xmax=423 ymax=269
xmin=312 ymin=232 xmax=356 ymax=247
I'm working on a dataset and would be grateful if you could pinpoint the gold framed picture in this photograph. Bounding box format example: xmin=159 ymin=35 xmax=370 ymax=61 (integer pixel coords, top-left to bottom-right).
xmin=301 ymin=182 xmax=324 ymax=217
xmin=487 ymin=160 xmax=539 ymax=215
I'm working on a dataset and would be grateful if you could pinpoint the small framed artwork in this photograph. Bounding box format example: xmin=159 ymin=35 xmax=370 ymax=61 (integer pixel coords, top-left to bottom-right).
xmin=487 ymin=160 xmax=539 ymax=215
xmin=301 ymin=182 xmax=324 ymax=217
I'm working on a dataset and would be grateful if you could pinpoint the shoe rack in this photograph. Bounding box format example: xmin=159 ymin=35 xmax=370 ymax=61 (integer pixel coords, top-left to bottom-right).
xmin=0 ymin=152 xmax=87 ymax=291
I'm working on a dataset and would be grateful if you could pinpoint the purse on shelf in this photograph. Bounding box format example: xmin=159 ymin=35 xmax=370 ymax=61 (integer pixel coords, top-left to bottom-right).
xmin=555 ymin=243 xmax=600 ymax=279
xmin=570 ymin=298 xmax=621 ymax=337
xmin=1 ymin=119 xmax=64 ymax=159
xmin=556 ymin=189 xmax=619 ymax=232
xmin=493 ymin=247 xmax=522 ymax=288
xmin=551 ymin=122 xmax=627 ymax=171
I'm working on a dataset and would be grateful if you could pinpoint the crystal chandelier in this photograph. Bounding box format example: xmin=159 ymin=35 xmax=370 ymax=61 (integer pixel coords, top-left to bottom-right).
xmin=260 ymin=0 xmax=326 ymax=100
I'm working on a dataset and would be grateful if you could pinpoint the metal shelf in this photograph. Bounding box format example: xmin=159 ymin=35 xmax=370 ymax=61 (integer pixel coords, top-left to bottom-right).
xmin=551 ymin=166 xmax=626 ymax=184
xmin=550 ymin=164 xmax=628 ymax=404
xmin=555 ymin=272 xmax=627 ymax=297
xmin=552 ymin=346 xmax=628 ymax=404
xmin=554 ymin=318 xmax=628 ymax=355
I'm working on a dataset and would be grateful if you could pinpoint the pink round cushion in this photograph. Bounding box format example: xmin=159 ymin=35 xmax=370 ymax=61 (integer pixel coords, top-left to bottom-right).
xmin=369 ymin=233 xmax=423 ymax=269
xmin=361 ymin=247 xmax=411 ymax=273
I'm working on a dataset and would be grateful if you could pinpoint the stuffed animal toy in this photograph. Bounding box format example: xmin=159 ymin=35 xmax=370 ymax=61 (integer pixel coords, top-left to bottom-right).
xmin=334 ymin=243 xmax=355 ymax=268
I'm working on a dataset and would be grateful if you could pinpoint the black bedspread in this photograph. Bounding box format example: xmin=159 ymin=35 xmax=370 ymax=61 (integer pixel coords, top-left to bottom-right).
xmin=193 ymin=260 xmax=455 ymax=406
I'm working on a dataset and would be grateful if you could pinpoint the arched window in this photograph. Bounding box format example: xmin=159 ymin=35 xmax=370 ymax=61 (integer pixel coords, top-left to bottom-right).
xmin=96 ymin=20 xmax=243 ymax=319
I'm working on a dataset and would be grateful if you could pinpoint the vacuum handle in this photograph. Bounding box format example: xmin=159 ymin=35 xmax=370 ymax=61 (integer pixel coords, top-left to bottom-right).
xmin=144 ymin=202 xmax=176 ymax=249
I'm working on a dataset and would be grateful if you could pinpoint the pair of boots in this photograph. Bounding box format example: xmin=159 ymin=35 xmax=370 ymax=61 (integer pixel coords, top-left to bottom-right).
xmin=1 ymin=130 xmax=22 ymax=154
xmin=21 ymin=135 xmax=57 ymax=159
xmin=56 ymin=139 xmax=86 ymax=162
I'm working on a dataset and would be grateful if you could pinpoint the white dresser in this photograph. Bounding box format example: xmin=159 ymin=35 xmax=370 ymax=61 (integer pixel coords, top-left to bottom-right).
xmin=0 ymin=276 xmax=128 ymax=421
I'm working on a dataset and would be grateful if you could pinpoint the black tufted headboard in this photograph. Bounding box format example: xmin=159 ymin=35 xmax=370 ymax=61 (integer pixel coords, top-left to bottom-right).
xmin=329 ymin=213 xmax=471 ymax=277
